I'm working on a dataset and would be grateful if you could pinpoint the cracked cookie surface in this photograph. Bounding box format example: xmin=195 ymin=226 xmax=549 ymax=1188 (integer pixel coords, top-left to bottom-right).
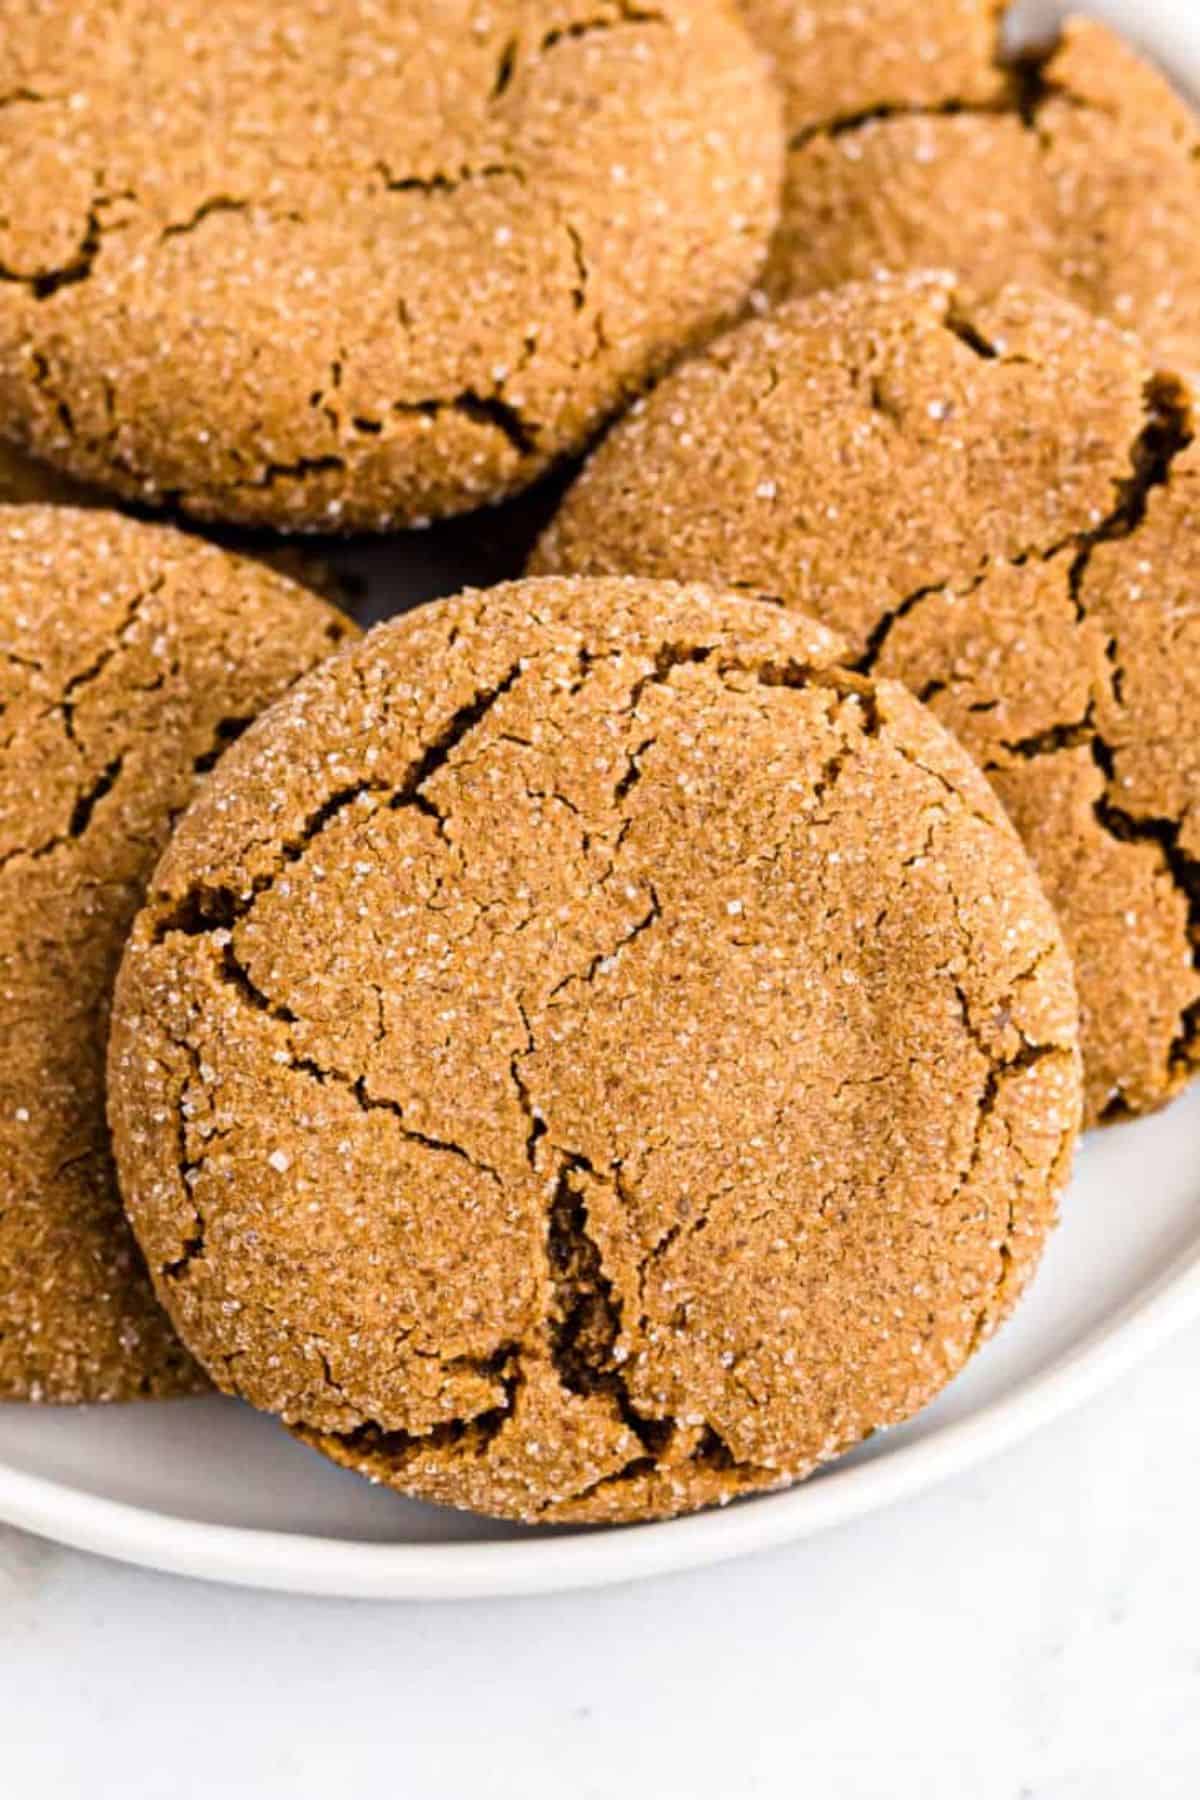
xmin=747 ymin=9 xmax=1200 ymax=373
xmin=0 ymin=505 xmax=355 ymax=1402
xmin=531 ymin=276 xmax=1200 ymax=1124
xmin=0 ymin=0 xmax=781 ymax=531
xmin=108 ymin=576 xmax=1080 ymax=1524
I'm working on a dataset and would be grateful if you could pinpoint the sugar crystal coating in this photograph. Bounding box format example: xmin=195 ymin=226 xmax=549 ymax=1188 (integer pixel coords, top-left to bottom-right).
xmin=533 ymin=275 xmax=1200 ymax=1123
xmin=109 ymin=576 xmax=1081 ymax=1522
xmin=0 ymin=0 xmax=783 ymax=529
xmin=744 ymin=7 xmax=1200 ymax=374
xmin=0 ymin=505 xmax=355 ymax=1402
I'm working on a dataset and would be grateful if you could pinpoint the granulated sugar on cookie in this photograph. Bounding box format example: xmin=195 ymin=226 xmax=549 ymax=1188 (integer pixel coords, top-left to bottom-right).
xmin=532 ymin=275 xmax=1199 ymax=1125
xmin=0 ymin=506 xmax=356 ymax=1402
xmin=745 ymin=3 xmax=1200 ymax=374
xmin=0 ymin=0 xmax=782 ymax=531
xmin=108 ymin=577 xmax=1080 ymax=1523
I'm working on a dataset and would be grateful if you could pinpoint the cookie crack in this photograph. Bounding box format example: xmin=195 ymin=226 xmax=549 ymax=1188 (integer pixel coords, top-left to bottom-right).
xmin=153 ymin=662 xmax=526 ymax=940
xmin=546 ymin=1155 xmax=671 ymax=1457
xmin=546 ymin=884 xmax=661 ymax=999
xmin=856 ymin=567 xmax=989 ymax=674
xmin=375 ymin=159 xmax=525 ymax=195
xmin=160 ymin=196 xmax=252 ymax=241
xmin=290 ymin=1054 xmax=503 ymax=1184
xmin=1089 ymin=740 xmax=1200 ymax=1089
xmin=229 ymin=391 xmax=539 ymax=491
xmin=1067 ymin=375 xmax=1193 ymax=608
xmin=859 ymin=369 xmax=1192 ymax=684
xmin=59 ymin=576 xmax=164 ymax=744
xmin=0 ymin=185 xmax=132 ymax=298
xmin=0 ymin=752 xmax=125 ymax=872
xmin=316 ymin=1346 xmax=522 ymax=1463
xmin=790 ymin=95 xmax=1010 ymax=153
xmin=540 ymin=3 xmax=667 ymax=56
xmin=786 ymin=32 xmax=1092 ymax=158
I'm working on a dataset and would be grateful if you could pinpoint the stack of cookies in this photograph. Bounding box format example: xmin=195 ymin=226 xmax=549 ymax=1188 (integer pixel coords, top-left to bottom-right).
xmin=0 ymin=0 xmax=1195 ymax=1527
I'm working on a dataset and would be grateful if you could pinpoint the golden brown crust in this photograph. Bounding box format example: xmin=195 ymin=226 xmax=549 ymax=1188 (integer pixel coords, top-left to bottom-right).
xmin=108 ymin=576 xmax=1080 ymax=1523
xmin=0 ymin=505 xmax=356 ymax=1402
xmin=532 ymin=277 xmax=1200 ymax=1124
xmin=753 ymin=13 xmax=1200 ymax=374
xmin=0 ymin=0 xmax=782 ymax=531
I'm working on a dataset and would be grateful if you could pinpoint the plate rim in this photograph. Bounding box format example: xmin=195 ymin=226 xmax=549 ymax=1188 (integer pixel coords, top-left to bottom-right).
xmin=1 ymin=1238 xmax=1197 ymax=1599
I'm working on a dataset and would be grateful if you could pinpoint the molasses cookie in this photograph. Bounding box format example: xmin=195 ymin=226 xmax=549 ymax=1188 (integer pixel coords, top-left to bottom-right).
xmin=0 ymin=506 xmax=355 ymax=1402
xmin=748 ymin=8 xmax=1200 ymax=373
xmin=532 ymin=276 xmax=1199 ymax=1124
xmin=109 ymin=577 xmax=1080 ymax=1523
xmin=0 ymin=0 xmax=782 ymax=532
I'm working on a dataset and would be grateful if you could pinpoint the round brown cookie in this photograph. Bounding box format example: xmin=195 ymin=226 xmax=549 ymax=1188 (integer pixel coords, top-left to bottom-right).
xmin=531 ymin=275 xmax=1200 ymax=1124
xmin=0 ymin=0 xmax=781 ymax=533
xmin=752 ymin=11 xmax=1200 ymax=374
xmin=0 ymin=506 xmax=356 ymax=1403
xmin=108 ymin=576 xmax=1080 ymax=1525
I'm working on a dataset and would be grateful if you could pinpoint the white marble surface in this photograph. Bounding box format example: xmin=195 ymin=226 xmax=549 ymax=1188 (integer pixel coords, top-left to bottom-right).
xmin=0 ymin=1317 xmax=1196 ymax=1798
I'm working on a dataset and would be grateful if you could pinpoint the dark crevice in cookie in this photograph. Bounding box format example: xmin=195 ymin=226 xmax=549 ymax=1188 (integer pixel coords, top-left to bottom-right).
xmin=153 ymin=784 xmax=385 ymax=940
xmin=162 ymin=1032 xmax=210 ymax=1280
xmin=956 ymin=1028 xmax=1059 ymax=1354
xmin=0 ymin=88 xmax=53 ymax=110
xmin=540 ymin=3 xmax=667 ymax=58
xmin=58 ymin=579 xmax=163 ymax=744
xmin=0 ymin=209 xmax=101 ymax=300
xmin=564 ymin=222 xmax=588 ymax=312
xmin=191 ymin=714 xmax=255 ymax=776
xmin=0 ymin=748 xmax=132 ymax=871
xmin=163 ymin=1225 xmax=205 ymax=1281
xmin=855 ymin=572 xmax=979 ymax=676
xmin=547 ymin=1419 xmax=772 ymax=1513
xmin=490 ymin=35 xmax=519 ymax=99
xmin=547 ymin=885 xmax=661 ymax=999
xmin=387 ymin=660 xmax=524 ymax=826
xmin=439 ymin=392 xmax=538 ymax=458
xmin=547 ymin=1158 xmax=671 ymax=1458
xmin=612 ymin=735 xmax=656 ymax=802
xmin=994 ymin=706 xmax=1096 ymax=762
xmin=349 ymin=1072 xmax=502 ymax=1180
xmin=160 ymin=196 xmax=250 ymax=241
xmin=624 ymin=639 xmax=717 ymax=711
xmin=233 ymin=453 xmax=348 ymax=492
xmin=268 ymin=1047 xmax=501 ymax=1181
xmin=1090 ymin=744 xmax=1200 ymax=1082
xmin=0 ymin=180 xmax=138 ymax=299
xmin=154 ymin=668 xmax=527 ymax=944
xmin=67 ymin=753 xmax=124 ymax=837
xmin=786 ymin=26 xmax=1069 ymax=156
xmin=790 ymin=94 xmax=1010 ymax=154
xmin=226 ymin=390 xmax=541 ymax=497
xmin=1065 ymin=381 xmax=1200 ymax=1096
xmin=942 ymin=299 xmax=1000 ymax=362
xmin=375 ymin=160 xmax=524 ymax=196
xmin=952 ymin=977 xmax=1061 ymax=1084
xmin=322 ymin=1345 xmax=521 ymax=1464
xmin=1068 ymin=374 xmax=1193 ymax=611
xmin=218 ymin=939 xmax=298 ymax=1024
xmin=509 ymin=998 xmax=546 ymax=1170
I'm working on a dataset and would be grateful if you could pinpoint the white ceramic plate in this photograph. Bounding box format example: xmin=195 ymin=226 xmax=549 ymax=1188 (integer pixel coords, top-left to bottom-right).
xmin=2 ymin=0 xmax=1199 ymax=1601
